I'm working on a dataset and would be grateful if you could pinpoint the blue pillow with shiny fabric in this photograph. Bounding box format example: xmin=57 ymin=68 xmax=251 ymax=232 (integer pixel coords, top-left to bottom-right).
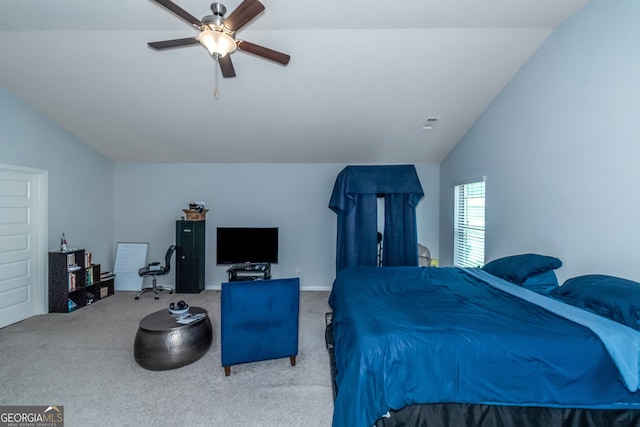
xmin=548 ymin=274 xmax=640 ymax=330
xmin=520 ymin=270 xmax=559 ymax=293
xmin=482 ymin=253 xmax=562 ymax=284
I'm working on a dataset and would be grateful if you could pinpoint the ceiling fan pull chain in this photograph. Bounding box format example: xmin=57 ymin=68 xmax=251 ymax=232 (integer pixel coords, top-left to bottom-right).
xmin=214 ymin=59 xmax=220 ymax=99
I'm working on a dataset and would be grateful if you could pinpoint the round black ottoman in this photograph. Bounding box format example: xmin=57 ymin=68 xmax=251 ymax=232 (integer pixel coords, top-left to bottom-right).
xmin=134 ymin=306 xmax=213 ymax=370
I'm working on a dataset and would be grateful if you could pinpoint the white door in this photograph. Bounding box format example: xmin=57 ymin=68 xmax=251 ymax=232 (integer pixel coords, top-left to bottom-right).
xmin=0 ymin=164 xmax=47 ymax=328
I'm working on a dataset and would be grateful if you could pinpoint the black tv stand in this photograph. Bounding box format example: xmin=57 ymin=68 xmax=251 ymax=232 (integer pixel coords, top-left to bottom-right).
xmin=227 ymin=263 xmax=272 ymax=282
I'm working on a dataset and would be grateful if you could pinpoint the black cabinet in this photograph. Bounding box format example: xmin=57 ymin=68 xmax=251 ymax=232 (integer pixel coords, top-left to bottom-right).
xmin=175 ymin=220 xmax=206 ymax=293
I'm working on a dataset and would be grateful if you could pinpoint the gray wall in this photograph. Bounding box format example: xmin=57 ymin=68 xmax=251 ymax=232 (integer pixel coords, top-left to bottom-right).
xmin=0 ymin=88 xmax=439 ymax=289
xmin=114 ymin=162 xmax=439 ymax=290
xmin=1 ymin=85 xmax=439 ymax=292
xmin=440 ymin=0 xmax=640 ymax=283
xmin=1 ymin=79 xmax=439 ymax=293
xmin=0 ymin=88 xmax=114 ymax=266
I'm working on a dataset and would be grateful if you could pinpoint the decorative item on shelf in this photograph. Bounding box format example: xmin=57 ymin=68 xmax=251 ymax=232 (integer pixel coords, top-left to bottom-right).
xmin=60 ymin=233 xmax=68 ymax=252
xmin=182 ymin=201 xmax=209 ymax=221
xmin=66 ymin=252 xmax=74 ymax=266
xmin=189 ymin=201 xmax=205 ymax=212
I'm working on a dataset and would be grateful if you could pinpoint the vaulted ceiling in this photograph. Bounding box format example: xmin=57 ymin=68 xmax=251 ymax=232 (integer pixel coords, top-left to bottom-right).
xmin=0 ymin=0 xmax=588 ymax=163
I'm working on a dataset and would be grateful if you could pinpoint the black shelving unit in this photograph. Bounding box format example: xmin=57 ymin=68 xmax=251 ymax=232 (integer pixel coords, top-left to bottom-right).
xmin=175 ymin=220 xmax=206 ymax=293
xmin=48 ymin=250 xmax=115 ymax=313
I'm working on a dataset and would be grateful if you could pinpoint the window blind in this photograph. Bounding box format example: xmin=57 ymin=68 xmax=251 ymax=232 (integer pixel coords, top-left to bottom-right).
xmin=454 ymin=180 xmax=485 ymax=268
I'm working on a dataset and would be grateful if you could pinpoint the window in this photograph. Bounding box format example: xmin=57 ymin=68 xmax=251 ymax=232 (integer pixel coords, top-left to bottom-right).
xmin=454 ymin=179 xmax=485 ymax=267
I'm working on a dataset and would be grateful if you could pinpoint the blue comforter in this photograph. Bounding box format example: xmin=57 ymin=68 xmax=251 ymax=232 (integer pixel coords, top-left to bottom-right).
xmin=328 ymin=267 xmax=640 ymax=427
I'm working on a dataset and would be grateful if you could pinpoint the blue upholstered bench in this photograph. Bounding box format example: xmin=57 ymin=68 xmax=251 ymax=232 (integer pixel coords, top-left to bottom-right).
xmin=221 ymin=277 xmax=300 ymax=376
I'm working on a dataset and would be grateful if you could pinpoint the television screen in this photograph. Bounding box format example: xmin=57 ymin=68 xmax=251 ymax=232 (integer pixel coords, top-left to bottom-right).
xmin=216 ymin=227 xmax=278 ymax=265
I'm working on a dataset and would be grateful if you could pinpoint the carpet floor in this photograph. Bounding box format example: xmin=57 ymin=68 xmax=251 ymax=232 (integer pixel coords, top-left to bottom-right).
xmin=0 ymin=290 xmax=334 ymax=427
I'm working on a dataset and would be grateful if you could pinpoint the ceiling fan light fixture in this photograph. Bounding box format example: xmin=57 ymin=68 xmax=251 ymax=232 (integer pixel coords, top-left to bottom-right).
xmin=148 ymin=0 xmax=289 ymax=79
xmin=198 ymin=29 xmax=236 ymax=57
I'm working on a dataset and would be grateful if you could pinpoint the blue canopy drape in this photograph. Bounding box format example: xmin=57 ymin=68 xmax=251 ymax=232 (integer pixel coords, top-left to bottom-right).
xmin=329 ymin=165 xmax=424 ymax=273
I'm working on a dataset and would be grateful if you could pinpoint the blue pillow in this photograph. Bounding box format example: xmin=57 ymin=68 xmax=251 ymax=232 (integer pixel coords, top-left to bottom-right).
xmin=548 ymin=275 xmax=640 ymax=330
xmin=520 ymin=270 xmax=559 ymax=294
xmin=482 ymin=253 xmax=562 ymax=284
xmin=521 ymin=269 xmax=559 ymax=287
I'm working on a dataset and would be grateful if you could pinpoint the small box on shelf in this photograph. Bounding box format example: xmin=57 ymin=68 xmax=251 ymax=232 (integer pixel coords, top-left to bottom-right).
xmin=182 ymin=209 xmax=209 ymax=221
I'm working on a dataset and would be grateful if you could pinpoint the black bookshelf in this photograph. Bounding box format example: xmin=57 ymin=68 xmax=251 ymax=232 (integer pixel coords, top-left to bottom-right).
xmin=48 ymin=249 xmax=115 ymax=313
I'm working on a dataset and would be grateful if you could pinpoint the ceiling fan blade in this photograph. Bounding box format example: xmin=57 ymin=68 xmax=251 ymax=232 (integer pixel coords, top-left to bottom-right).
xmin=237 ymin=41 xmax=290 ymax=65
xmin=218 ymin=55 xmax=236 ymax=78
xmin=223 ymin=0 xmax=265 ymax=32
xmin=148 ymin=37 xmax=200 ymax=49
xmin=153 ymin=0 xmax=202 ymax=27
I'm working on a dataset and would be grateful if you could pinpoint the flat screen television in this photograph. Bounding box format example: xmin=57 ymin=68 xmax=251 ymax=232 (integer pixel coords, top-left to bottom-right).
xmin=216 ymin=227 xmax=279 ymax=265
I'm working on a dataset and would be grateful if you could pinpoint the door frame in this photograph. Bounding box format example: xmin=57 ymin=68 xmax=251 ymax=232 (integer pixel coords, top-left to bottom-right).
xmin=0 ymin=163 xmax=48 ymax=317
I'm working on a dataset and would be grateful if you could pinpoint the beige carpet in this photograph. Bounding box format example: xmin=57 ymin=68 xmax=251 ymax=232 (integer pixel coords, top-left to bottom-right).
xmin=0 ymin=290 xmax=334 ymax=427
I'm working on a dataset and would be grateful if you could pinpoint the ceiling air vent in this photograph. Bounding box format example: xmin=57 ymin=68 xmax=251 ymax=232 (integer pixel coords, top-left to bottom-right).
xmin=422 ymin=117 xmax=439 ymax=130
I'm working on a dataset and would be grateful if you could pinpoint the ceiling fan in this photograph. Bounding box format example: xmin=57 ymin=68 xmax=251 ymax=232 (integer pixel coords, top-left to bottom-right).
xmin=148 ymin=0 xmax=290 ymax=78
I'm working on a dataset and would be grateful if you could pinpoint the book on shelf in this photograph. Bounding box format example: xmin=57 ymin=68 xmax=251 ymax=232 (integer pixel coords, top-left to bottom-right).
xmin=68 ymin=272 xmax=77 ymax=291
xmin=100 ymin=271 xmax=116 ymax=280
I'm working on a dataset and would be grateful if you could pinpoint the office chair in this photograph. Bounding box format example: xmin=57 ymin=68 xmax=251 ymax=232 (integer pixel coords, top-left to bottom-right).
xmin=135 ymin=244 xmax=176 ymax=300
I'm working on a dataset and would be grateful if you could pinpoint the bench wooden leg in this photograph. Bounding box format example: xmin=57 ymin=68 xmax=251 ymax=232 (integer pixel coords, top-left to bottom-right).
xmin=290 ymin=356 xmax=296 ymax=366
xmin=224 ymin=366 xmax=231 ymax=376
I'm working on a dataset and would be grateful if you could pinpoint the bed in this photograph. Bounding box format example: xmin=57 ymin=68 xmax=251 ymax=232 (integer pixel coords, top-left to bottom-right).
xmin=326 ymin=260 xmax=640 ymax=427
